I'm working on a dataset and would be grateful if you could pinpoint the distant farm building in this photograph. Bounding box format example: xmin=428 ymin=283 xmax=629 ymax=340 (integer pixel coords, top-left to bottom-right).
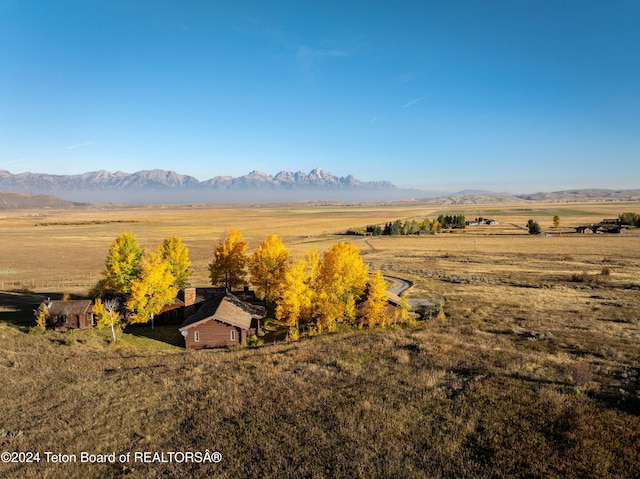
xmin=466 ymin=218 xmax=499 ymax=226
xmin=575 ymin=223 xmax=630 ymax=234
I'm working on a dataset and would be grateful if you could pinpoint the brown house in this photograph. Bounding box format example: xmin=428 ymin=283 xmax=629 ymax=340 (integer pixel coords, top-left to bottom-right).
xmin=178 ymin=292 xmax=265 ymax=349
xmin=37 ymin=299 xmax=94 ymax=330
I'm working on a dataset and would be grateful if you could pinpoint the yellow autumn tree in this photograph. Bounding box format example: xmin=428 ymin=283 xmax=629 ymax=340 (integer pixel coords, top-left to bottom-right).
xmin=98 ymin=232 xmax=143 ymax=296
xmin=363 ymin=270 xmax=391 ymax=327
xmin=249 ymin=235 xmax=289 ymax=303
xmin=34 ymin=303 xmax=49 ymax=331
xmin=314 ymin=242 xmax=369 ymax=332
xmin=159 ymin=235 xmax=192 ymax=289
xmin=93 ymin=297 xmax=123 ymax=343
xmin=396 ymin=293 xmax=412 ymax=324
xmin=305 ymin=247 xmax=321 ymax=283
xmin=209 ymin=228 xmax=248 ymax=290
xmin=275 ymin=258 xmax=314 ymax=339
xmin=126 ymin=249 xmax=177 ymax=325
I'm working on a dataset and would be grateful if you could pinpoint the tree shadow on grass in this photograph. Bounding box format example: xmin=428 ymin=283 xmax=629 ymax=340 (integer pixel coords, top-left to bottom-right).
xmin=0 ymin=290 xmax=50 ymax=327
xmin=123 ymin=323 xmax=185 ymax=348
xmin=0 ymin=290 xmax=93 ymax=328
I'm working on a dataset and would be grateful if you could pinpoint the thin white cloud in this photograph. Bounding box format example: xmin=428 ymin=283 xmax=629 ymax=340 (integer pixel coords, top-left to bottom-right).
xmin=396 ymin=73 xmax=417 ymax=87
xmin=296 ymin=45 xmax=351 ymax=63
xmin=67 ymin=141 xmax=94 ymax=150
xmin=369 ymin=117 xmax=379 ymax=124
xmin=402 ymin=97 xmax=424 ymax=108
xmin=296 ymin=45 xmax=352 ymax=80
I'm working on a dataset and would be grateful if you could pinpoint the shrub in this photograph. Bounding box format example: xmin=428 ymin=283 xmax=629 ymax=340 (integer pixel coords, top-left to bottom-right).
xmin=571 ymin=361 xmax=593 ymax=388
xmin=601 ymin=267 xmax=612 ymax=276
xmin=286 ymin=327 xmax=299 ymax=342
xmin=570 ymin=271 xmax=591 ymax=283
xmin=527 ymin=219 xmax=542 ymax=235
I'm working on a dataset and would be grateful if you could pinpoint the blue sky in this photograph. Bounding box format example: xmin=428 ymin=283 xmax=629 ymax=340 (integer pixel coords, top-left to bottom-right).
xmin=1 ymin=0 xmax=638 ymax=193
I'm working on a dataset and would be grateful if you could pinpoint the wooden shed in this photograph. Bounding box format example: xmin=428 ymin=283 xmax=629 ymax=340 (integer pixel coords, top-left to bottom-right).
xmin=178 ymin=292 xmax=265 ymax=349
xmin=37 ymin=299 xmax=94 ymax=330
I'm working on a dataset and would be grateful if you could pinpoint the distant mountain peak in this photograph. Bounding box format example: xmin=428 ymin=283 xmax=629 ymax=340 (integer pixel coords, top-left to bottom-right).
xmin=0 ymin=168 xmax=410 ymax=203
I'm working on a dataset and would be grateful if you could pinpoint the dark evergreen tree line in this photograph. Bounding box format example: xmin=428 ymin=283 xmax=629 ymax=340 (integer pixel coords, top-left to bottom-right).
xmin=619 ymin=212 xmax=640 ymax=227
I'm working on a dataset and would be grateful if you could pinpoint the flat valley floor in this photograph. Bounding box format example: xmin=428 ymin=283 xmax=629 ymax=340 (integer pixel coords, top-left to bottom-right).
xmin=1 ymin=201 xmax=639 ymax=478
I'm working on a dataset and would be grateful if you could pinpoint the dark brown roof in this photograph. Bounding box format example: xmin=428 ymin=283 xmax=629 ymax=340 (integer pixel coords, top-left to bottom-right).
xmin=179 ymin=293 xmax=265 ymax=331
xmin=158 ymin=297 xmax=185 ymax=313
xmin=39 ymin=300 xmax=93 ymax=316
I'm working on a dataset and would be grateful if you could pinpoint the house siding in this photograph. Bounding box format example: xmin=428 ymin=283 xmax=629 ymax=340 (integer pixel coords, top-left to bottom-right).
xmin=185 ymin=320 xmax=242 ymax=349
xmin=53 ymin=313 xmax=92 ymax=330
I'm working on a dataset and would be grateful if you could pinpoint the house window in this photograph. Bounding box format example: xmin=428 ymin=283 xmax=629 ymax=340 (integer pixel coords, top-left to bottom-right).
xmin=230 ymin=330 xmax=236 ymax=341
xmin=194 ymin=331 xmax=200 ymax=342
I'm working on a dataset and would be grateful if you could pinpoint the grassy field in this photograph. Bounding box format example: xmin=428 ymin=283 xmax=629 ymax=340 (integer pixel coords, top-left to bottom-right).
xmin=1 ymin=201 xmax=639 ymax=478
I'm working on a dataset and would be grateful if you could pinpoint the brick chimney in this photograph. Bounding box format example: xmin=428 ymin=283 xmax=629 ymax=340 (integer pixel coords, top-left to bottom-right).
xmin=183 ymin=287 xmax=197 ymax=317
xmin=183 ymin=287 xmax=196 ymax=307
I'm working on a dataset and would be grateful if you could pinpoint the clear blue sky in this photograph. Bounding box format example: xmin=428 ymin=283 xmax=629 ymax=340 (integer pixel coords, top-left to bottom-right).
xmin=1 ymin=0 xmax=638 ymax=193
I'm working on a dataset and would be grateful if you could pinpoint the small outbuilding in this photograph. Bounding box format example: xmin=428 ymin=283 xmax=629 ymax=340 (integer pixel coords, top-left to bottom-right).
xmin=178 ymin=292 xmax=265 ymax=349
xmin=36 ymin=299 xmax=94 ymax=330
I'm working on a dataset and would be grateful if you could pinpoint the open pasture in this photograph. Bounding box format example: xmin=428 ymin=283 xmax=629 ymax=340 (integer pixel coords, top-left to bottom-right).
xmin=0 ymin=203 xmax=428 ymax=296
xmin=1 ymin=200 xmax=640 ymax=478
xmin=1 ymin=200 xmax=639 ymax=366
xmin=0 ymin=200 xmax=637 ymax=294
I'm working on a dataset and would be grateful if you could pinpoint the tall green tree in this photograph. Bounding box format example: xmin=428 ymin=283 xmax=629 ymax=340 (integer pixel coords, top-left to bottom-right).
xmin=209 ymin=228 xmax=249 ymax=290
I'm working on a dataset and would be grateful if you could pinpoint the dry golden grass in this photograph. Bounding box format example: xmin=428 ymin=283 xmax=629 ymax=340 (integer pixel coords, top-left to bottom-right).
xmin=1 ymin=200 xmax=639 ymax=478
xmin=0 ymin=203 xmax=433 ymax=293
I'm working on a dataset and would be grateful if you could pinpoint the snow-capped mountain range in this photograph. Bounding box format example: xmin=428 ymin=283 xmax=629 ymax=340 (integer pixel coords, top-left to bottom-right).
xmin=0 ymin=168 xmax=412 ymax=203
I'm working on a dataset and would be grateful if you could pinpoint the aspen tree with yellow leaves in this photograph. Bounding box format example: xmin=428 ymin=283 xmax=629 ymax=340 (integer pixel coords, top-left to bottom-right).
xmin=92 ymin=297 xmax=123 ymax=342
xmin=159 ymin=235 xmax=192 ymax=288
xmin=314 ymin=242 xmax=368 ymax=332
xmin=275 ymin=258 xmax=314 ymax=339
xmin=99 ymin=232 xmax=143 ymax=296
xmin=127 ymin=249 xmax=178 ymax=325
xmin=362 ymin=269 xmax=391 ymax=327
xmin=397 ymin=293 xmax=412 ymax=324
xmin=34 ymin=303 xmax=48 ymax=331
xmin=209 ymin=228 xmax=248 ymax=290
xmin=249 ymin=235 xmax=289 ymax=303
